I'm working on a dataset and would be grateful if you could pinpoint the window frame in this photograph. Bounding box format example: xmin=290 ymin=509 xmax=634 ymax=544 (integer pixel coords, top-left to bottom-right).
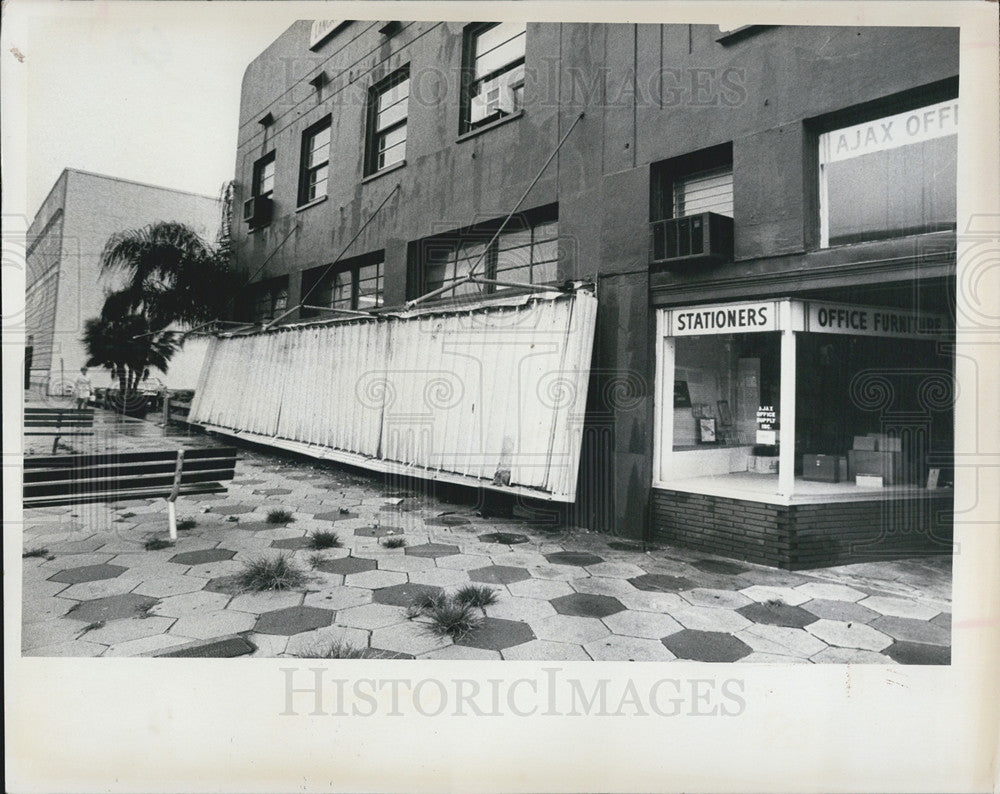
xmin=365 ymin=67 xmax=410 ymax=177
xmin=650 ymin=143 xmax=734 ymax=222
xmin=412 ymin=206 xmax=559 ymax=301
xmin=300 ymin=253 xmax=385 ymax=318
xmin=460 ymin=22 xmax=527 ymax=135
xmin=252 ymin=151 xmax=276 ymax=200
xmin=297 ymin=116 xmax=332 ymax=207
xmin=247 ymin=276 xmax=289 ymax=323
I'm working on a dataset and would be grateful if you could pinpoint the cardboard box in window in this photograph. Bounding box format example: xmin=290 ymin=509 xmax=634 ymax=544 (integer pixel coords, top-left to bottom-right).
xmin=802 ymin=454 xmax=840 ymax=482
xmin=847 ymin=450 xmax=902 ymax=485
xmin=853 ymin=435 xmax=879 ymax=451
xmin=747 ymin=455 xmax=779 ymax=474
xmin=856 ymin=474 xmax=884 ymax=488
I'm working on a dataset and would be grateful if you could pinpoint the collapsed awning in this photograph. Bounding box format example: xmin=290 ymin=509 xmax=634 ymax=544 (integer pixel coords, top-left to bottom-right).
xmin=189 ymin=286 xmax=597 ymax=502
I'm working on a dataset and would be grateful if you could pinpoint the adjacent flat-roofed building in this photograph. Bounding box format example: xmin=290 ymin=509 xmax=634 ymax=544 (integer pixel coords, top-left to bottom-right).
xmin=25 ymin=169 xmax=221 ymax=395
xmin=194 ymin=21 xmax=959 ymax=568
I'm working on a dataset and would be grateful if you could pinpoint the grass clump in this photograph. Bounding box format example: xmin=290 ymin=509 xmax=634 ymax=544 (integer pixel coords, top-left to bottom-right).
xmin=236 ymin=553 xmax=305 ymax=591
xmin=307 ymin=553 xmax=327 ymax=569
xmin=381 ymin=536 xmax=406 ymax=549
xmin=176 ymin=517 xmax=198 ymax=531
xmin=454 ymin=583 xmax=498 ymax=608
xmin=293 ymin=640 xmax=390 ymax=659
xmin=424 ymin=598 xmax=481 ymax=641
xmin=22 ymin=547 xmax=49 ymax=559
xmin=406 ymin=591 xmax=444 ymax=620
xmin=308 ymin=530 xmax=342 ymax=550
xmin=144 ymin=538 xmax=173 ymax=551
xmin=267 ymin=508 xmax=295 ymax=525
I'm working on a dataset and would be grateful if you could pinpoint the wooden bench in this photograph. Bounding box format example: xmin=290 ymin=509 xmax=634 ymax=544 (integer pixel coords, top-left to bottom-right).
xmin=23 ymin=447 xmax=238 ymax=539
xmin=24 ymin=408 xmax=95 ymax=453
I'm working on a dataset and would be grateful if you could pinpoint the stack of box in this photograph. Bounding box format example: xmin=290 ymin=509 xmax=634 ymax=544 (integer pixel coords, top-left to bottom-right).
xmin=847 ymin=434 xmax=902 ymax=486
xmin=802 ymin=453 xmax=846 ymax=482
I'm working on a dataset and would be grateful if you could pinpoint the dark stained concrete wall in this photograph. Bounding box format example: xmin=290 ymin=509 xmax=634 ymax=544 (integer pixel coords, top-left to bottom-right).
xmin=233 ymin=22 xmax=959 ymax=539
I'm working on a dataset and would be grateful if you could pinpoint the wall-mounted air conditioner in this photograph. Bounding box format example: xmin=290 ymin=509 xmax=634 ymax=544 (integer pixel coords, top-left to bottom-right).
xmin=243 ymin=196 xmax=273 ymax=229
xmin=649 ymin=212 xmax=734 ymax=268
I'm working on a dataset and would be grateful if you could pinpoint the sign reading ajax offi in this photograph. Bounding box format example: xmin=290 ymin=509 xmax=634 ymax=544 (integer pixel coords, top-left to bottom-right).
xmin=820 ymin=98 xmax=958 ymax=164
xmin=670 ymin=301 xmax=778 ymax=336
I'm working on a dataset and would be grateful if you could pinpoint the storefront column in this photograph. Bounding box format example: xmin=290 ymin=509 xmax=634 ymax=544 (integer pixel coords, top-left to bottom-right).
xmin=778 ymin=303 xmax=797 ymax=496
xmin=653 ymin=311 xmax=674 ymax=482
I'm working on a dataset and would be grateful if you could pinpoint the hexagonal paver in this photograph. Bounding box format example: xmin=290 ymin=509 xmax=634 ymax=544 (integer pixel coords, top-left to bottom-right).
xmin=405 ymin=543 xmax=461 ymax=559
xmin=169 ymin=609 xmax=257 ymax=640
xmin=737 ymin=601 xmax=819 ymax=629
xmin=133 ymin=575 xmax=210 ymax=599
xmin=662 ymin=629 xmax=753 ymax=662
xmin=370 ymin=621 xmax=451 ymax=655
xmin=304 ymin=587 xmax=372 ymax=610
xmin=203 ymin=574 xmax=244 ymax=595
xmin=437 ymin=554 xmax=494 ymax=571
xmin=810 ymin=647 xmax=897 ymax=664
xmin=584 ymin=635 xmax=677 ymax=661
xmin=229 ymin=590 xmax=305 ymax=614
xmin=883 ymin=640 xmax=950 ymax=665
xmin=681 ymin=588 xmax=752 ymax=610
xmin=628 ymin=573 xmax=696 ymax=592
xmin=544 ymin=551 xmax=604 ymax=567
xmin=800 ymin=598 xmax=880 ymax=623
xmin=805 ymin=619 xmax=893 ymax=651
xmin=284 ymin=625 xmax=371 ymax=657
xmin=270 ymin=537 xmax=313 ymax=550
xmin=408 ymin=568 xmax=472 ymax=588
xmin=253 ymin=488 xmax=292 ymax=496
xmin=870 ymin=616 xmax=951 ymax=645
xmin=169 ymin=548 xmax=235 ymax=566
xmin=354 ymin=525 xmax=405 ymax=538
xmin=857 ymin=596 xmax=941 ymax=621
xmin=506 ymin=578 xmax=574 ymax=600
xmin=484 ymin=597 xmax=557 ymax=623
xmin=584 ymin=561 xmax=646 ymax=579
xmin=314 ymin=556 xmax=378 ymax=575
xmin=338 ymin=603 xmax=409 ymax=630
xmin=208 ymin=504 xmax=257 ymax=515
xmin=253 ymin=606 xmax=334 ymax=636
xmin=569 ymin=577 xmax=639 ymax=599
xmin=478 ymin=532 xmax=529 ymax=545
xmin=603 ymin=609 xmax=683 ymax=640
xmin=617 ymin=589 xmax=688 ymax=613
xmin=468 ymin=565 xmax=531 ymax=585
xmin=792 ymin=582 xmax=868 ymax=602
xmin=376 ymin=555 xmax=435 ymax=573
xmin=531 ymin=614 xmax=610 ymax=644
xmin=82 ymin=616 xmax=176 ymax=646
xmin=550 ymin=592 xmax=626 ymax=619
xmin=65 ymin=593 xmax=158 ymax=623
xmin=420 ymin=645 xmax=502 ymax=660
xmin=47 ymin=564 xmax=127 ymax=584
xmin=456 ymin=617 xmax=535 ymax=651
xmin=529 ymin=564 xmax=587 ymax=582
xmin=669 ymin=605 xmax=752 ymax=634
xmin=501 ymin=639 xmax=591 ymax=661
xmin=372 ymin=582 xmax=443 ymax=608
xmin=151 ymin=590 xmax=232 ymax=618
xmin=691 ymin=559 xmax=750 ymax=576
xmin=735 ymin=624 xmax=828 ymax=658
xmin=313 ymin=511 xmax=360 ymax=522
xmin=738 ymin=585 xmax=811 ymax=606
xmin=424 ymin=515 xmax=471 ymax=526
xmin=344 ymin=569 xmax=407 ymax=589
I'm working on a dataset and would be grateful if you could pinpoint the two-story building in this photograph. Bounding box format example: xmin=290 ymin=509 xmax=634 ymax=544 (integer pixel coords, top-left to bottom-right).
xmin=191 ymin=21 xmax=958 ymax=568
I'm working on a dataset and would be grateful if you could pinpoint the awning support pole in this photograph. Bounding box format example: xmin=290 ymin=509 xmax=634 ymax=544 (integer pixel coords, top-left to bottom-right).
xmin=406 ymin=111 xmax=585 ymax=309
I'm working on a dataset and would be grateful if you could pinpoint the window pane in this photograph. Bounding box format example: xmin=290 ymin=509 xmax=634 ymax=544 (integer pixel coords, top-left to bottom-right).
xmin=495 ymin=244 xmax=532 ymax=275
xmin=497 ymin=227 xmax=532 ymax=250
xmin=531 ymin=259 xmax=558 ymax=284
xmin=674 ymin=167 xmax=734 ymax=218
xmin=357 ymin=263 xmax=383 ymax=309
xmin=532 ymin=239 xmax=558 ymax=265
xmin=475 ymin=23 xmax=525 ymax=70
xmin=470 ymin=63 xmax=525 ymax=124
xmin=532 ymin=220 xmax=558 ymax=242
xmin=377 ymin=100 xmax=408 ymax=131
xmin=378 ymin=125 xmax=407 ymax=152
xmin=378 ymin=142 xmax=405 ymax=170
xmin=378 ymin=79 xmax=409 ymax=113
xmin=475 ymin=35 xmax=526 ymax=79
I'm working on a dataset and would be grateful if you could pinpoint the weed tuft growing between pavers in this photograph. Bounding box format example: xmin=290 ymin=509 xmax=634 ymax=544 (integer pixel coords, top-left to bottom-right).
xmin=144 ymin=538 xmax=173 ymax=551
xmin=292 ymin=640 xmax=388 ymax=659
xmin=236 ymin=553 xmax=305 ymax=591
xmin=381 ymin=536 xmax=406 ymax=549
xmin=454 ymin=583 xmax=498 ymax=608
xmin=22 ymin=547 xmax=49 ymax=559
xmin=176 ymin=517 xmax=197 ymax=531
xmin=308 ymin=530 xmax=341 ymax=550
xmin=267 ymin=508 xmax=295 ymax=525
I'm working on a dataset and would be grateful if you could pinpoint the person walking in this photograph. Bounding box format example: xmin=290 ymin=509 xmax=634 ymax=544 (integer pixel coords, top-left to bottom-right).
xmin=73 ymin=367 xmax=92 ymax=410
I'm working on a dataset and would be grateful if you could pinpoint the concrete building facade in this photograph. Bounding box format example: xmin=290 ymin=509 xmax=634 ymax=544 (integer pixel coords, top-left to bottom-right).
xmin=25 ymin=169 xmax=221 ymax=395
xmin=224 ymin=21 xmax=958 ymax=566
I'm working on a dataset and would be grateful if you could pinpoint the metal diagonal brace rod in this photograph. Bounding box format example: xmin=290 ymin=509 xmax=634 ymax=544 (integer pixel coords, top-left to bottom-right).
xmin=406 ymin=111 xmax=585 ymax=309
xmin=262 ymin=182 xmax=404 ymax=330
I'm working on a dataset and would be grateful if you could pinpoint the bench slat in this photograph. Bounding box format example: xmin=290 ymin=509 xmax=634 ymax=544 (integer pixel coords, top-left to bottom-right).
xmin=24 ymin=447 xmax=238 ymax=469
xmin=25 ymin=468 xmax=237 ymax=498
xmin=24 ymin=482 xmax=228 ymax=509
xmin=24 ymin=455 xmax=236 ymax=482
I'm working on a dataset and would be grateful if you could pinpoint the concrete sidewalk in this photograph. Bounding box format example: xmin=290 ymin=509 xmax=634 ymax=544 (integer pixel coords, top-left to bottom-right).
xmin=20 ymin=410 xmax=952 ymax=662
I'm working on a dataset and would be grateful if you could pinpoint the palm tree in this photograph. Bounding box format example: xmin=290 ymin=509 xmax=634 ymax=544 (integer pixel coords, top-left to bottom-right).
xmin=99 ymin=221 xmax=236 ymax=330
xmin=82 ymin=298 xmax=178 ymax=411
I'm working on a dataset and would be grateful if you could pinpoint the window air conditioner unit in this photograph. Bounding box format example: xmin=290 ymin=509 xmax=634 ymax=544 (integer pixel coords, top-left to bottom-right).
xmin=243 ymin=196 xmax=273 ymax=228
xmin=649 ymin=212 xmax=734 ymax=268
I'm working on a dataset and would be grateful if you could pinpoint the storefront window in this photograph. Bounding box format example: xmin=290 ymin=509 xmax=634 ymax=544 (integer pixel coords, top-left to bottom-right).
xmin=819 ymin=98 xmax=957 ymax=247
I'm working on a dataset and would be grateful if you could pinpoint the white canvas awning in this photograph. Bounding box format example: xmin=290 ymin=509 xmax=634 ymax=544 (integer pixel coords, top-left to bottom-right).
xmin=189 ymin=287 xmax=598 ymax=501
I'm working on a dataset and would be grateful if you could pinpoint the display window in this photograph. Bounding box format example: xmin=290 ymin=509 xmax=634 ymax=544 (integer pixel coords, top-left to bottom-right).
xmin=654 ymin=298 xmax=953 ymax=503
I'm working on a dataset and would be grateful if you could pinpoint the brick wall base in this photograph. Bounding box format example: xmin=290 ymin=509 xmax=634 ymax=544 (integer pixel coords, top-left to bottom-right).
xmin=651 ymin=488 xmax=953 ymax=570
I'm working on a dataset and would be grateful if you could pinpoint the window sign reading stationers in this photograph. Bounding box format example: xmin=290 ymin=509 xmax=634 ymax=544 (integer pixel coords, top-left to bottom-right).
xmin=669 ymin=301 xmax=778 ymax=336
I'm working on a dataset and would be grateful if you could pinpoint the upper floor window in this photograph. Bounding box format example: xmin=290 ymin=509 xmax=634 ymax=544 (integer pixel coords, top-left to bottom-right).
xmin=300 ymin=253 xmax=384 ymax=317
xmin=366 ymin=68 xmax=409 ymax=176
xmin=462 ymin=22 xmax=526 ymax=133
xmin=298 ymin=116 xmax=331 ymax=205
xmin=672 ymin=165 xmax=733 ymax=219
xmin=415 ymin=206 xmax=558 ymax=300
xmin=818 ymin=97 xmax=957 ymax=247
xmin=253 ymin=152 xmax=276 ymax=199
xmin=248 ymin=276 xmax=289 ymax=323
